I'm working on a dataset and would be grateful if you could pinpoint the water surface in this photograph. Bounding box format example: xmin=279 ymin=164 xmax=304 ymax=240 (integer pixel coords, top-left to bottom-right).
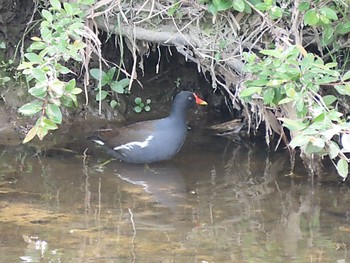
xmin=0 ymin=125 xmax=349 ymax=263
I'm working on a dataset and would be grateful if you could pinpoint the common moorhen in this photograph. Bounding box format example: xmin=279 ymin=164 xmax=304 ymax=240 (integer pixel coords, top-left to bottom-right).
xmin=89 ymin=91 xmax=207 ymax=163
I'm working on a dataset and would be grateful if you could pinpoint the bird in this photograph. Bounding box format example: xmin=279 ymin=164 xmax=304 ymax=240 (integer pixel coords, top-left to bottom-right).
xmin=88 ymin=91 xmax=207 ymax=163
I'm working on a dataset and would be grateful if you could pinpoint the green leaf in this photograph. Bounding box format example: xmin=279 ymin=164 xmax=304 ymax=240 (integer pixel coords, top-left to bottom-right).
xmin=40 ymin=26 xmax=52 ymax=43
xmin=42 ymin=10 xmax=53 ymax=22
xmin=214 ymin=52 xmax=221 ymax=62
xmin=62 ymin=94 xmax=74 ymax=107
xmin=24 ymin=53 xmax=42 ymax=64
xmin=328 ymin=110 xmax=342 ymax=120
xmin=263 ymin=88 xmax=275 ymax=105
xmin=322 ymin=125 xmax=340 ymax=140
xmin=32 ymin=68 xmax=47 ymax=82
xmin=296 ymin=99 xmax=305 ymax=114
xmin=106 ymin=67 xmax=116 ymax=80
xmin=324 ymin=62 xmax=337 ymax=69
xmin=96 ymin=90 xmax=108 ymax=101
xmin=277 ymin=97 xmax=294 ymax=105
xmin=335 ymin=84 xmax=350 ymax=96
xmin=286 ymin=87 xmax=296 ymax=98
xmin=63 ymin=2 xmax=74 ymax=15
xmin=29 ymin=84 xmax=47 ymax=98
xmin=42 ymin=117 xmax=58 ymax=130
xmin=336 ymin=159 xmax=348 ymax=179
xmin=36 ymin=126 xmax=49 ymax=140
xmin=111 ymin=78 xmax=130 ymax=94
xmin=23 ymin=126 xmax=38 ymax=144
xmin=207 ymin=3 xmax=218 ymax=16
xmin=50 ymin=98 xmax=61 ymax=107
xmin=312 ymin=113 xmax=325 ymax=123
xmin=298 ymin=2 xmax=310 ymax=11
xmin=110 ymin=82 xmax=124 ymax=93
xmin=304 ymin=9 xmax=319 ymax=26
xmin=270 ymin=6 xmax=283 ymax=19
xmin=342 ymin=71 xmax=350 ymax=81
xmin=315 ymin=76 xmax=338 ymax=85
xmin=69 ymin=22 xmax=83 ymax=31
xmin=312 ymin=137 xmax=325 ymax=148
xmin=246 ymin=79 xmax=268 ymax=87
xmin=0 ymin=76 xmax=10 ymax=84
xmin=279 ymin=118 xmax=307 ymax=131
xmin=119 ymin=78 xmax=130 ymax=88
xmin=56 ymin=65 xmax=70 ymax=75
xmin=322 ymin=95 xmax=337 ymax=106
xmin=134 ymin=97 xmax=142 ymax=104
xmin=50 ymin=0 xmax=61 ymax=10
xmin=18 ymin=101 xmax=43 ymax=116
xmin=30 ymin=37 xmax=42 ymax=41
xmin=167 ymin=2 xmax=180 ymax=16
xmin=243 ymin=52 xmax=257 ymax=64
xmin=71 ymin=88 xmax=82 ymax=95
xmin=319 ymin=6 xmax=338 ymax=20
xmin=232 ymin=0 xmax=245 ymax=12
xmin=328 ymin=141 xmax=340 ymax=159
xmin=255 ymin=3 xmax=270 ymax=11
xmin=305 ymin=142 xmax=323 ymax=155
xmin=213 ymin=0 xmax=231 ymax=11
xmin=336 ymin=22 xmax=350 ymax=35
xmin=80 ymin=0 xmax=95 ymax=5
xmin=134 ymin=106 xmax=142 ymax=113
xmin=321 ymin=26 xmax=334 ymax=46
xmin=57 ymin=37 xmax=68 ymax=52
xmin=47 ymin=104 xmax=62 ymax=124
xmin=71 ymin=94 xmax=79 ymax=107
xmin=90 ymin=68 xmax=109 ymax=86
xmin=302 ymin=127 xmax=318 ymax=135
xmin=29 ymin=41 xmax=46 ymax=51
xmin=65 ymin=79 xmax=76 ymax=92
xmin=110 ymin=100 xmax=118 ymax=108
xmin=266 ymin=79 xmax=287 ymax=86
xmin=290 ymin=134 xmax=310 ymax=148
xmin=71 ymin=40 xmax=86 ymax=51
xmin=320 ymin=15 xmax=330 ymax=24
xmin=240 ymin=87 xmax=262 ymax=98
xmin=90 ymin=68 xmax=102 ymax=80
xmin=260 ymin=49 xmax=283 ymax=58
xmin=50 ymin=79 xmax=65 ymax=97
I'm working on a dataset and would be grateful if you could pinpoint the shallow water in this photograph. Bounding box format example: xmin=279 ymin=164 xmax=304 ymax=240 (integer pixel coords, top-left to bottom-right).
xmin=0 ymin=125 xmax=349 ymax=263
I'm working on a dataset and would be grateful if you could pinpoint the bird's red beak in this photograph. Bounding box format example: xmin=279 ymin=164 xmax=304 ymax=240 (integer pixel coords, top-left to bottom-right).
xmin=193 ymin=93 xmax=208 ymax=106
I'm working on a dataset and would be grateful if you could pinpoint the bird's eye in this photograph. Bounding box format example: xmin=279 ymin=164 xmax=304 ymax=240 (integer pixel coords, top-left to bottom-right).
xmin=188 ymin=96 xmax=194 ymax=101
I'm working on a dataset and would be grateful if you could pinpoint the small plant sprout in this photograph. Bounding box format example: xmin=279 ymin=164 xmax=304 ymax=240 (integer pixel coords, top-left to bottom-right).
xmin=90 ymin=67 xmax=130 ymax=103
xmin=134 ymin=97 xmax=151 ymax=113
xmin=174 ymin=77 xmax=181 ymax=88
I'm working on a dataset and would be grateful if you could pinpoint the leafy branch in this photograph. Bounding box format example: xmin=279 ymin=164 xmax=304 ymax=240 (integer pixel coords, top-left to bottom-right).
xmin=242 ymin=45 xmax=350 ymax=179
xmin=17 ymin=0 xmax=91 ymax=142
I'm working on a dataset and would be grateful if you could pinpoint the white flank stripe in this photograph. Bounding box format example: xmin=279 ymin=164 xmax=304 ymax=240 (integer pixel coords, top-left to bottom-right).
xmin=93 ymin=139 xmax=105 ymax=146
xmin=114 ymin=135 xmax=154 ymax=151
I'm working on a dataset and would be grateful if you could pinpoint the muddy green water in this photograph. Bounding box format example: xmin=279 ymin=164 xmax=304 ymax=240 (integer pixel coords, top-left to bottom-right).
xmin=0 ymin=126 xmax=349 ymax=263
